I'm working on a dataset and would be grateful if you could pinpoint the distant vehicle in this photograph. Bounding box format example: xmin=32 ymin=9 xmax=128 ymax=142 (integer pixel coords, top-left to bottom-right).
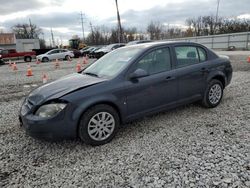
xmin=82 ymin=47 xmax=100 ymax=57
xmin=0 ymin=49 xmax=36 ymax=62
xmin=88 ymin=47 xmax=105 ymax=58
xmin=36 ymin=49 xmax=74 ymax=62
xmin=0 ymin=55 xmax=4 ymax=65
xmin=126 ymin=40 xmax=153 ymax=46
xmin=19 ymin=41 xmax=232 ymax=146
xmin=69 ymin=38 xmax=86 ymax=50
xmin=80 ymin=46 xmax=90 ymax=54
xmin=94 ymin=43 xmax=125 ymax=59
xmin=71 ymin=49 xmax=81 ymax=58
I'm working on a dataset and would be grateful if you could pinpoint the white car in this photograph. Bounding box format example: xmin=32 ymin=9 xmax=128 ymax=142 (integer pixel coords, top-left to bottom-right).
xmin=37 ymin=49 xmax=74 ymax=62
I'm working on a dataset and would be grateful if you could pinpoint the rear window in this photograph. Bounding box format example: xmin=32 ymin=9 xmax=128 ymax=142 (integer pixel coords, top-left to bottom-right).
xmin=175 ymin=46 xmax=207 ymax=68
xmin=175 ymin=46 xmax=199 ymax=68
xmin=197 ymin=47 xmax=207 ymax=62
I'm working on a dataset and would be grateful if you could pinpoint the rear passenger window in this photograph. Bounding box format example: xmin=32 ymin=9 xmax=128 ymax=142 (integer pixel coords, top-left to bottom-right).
xmin=175 ymin=46 xmax=199 ymax=68
xmin=197 ymin=47 xmax=207 ymax=62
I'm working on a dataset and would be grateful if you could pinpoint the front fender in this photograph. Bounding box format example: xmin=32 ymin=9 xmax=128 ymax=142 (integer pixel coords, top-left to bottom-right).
xmin=71 ymin=94 xmax=125 ymax=124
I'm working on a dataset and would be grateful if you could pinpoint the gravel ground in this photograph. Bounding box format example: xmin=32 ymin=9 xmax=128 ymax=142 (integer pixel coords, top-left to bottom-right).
xmin=0 ymin=54 xmax=250 ymax=187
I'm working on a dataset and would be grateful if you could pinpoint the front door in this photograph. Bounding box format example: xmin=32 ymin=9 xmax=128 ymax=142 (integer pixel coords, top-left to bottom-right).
xmin=124 ymin=47 xmax=178 ymax=118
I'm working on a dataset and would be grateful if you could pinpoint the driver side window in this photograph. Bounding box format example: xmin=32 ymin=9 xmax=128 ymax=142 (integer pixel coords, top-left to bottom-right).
xmin=134 ymin=47 xmax=171 ymax=75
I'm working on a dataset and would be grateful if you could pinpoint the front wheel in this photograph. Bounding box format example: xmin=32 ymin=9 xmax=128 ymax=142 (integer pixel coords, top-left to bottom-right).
xmin=201 ymin=79 xmax=223 ymax=108
xmin=65 ymin=55 xmax=70 ymax=60
xmin=78 ymin=104 xmax=120 ymax=146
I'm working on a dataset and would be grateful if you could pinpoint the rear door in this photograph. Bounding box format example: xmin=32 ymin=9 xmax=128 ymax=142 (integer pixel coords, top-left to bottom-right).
xmin=125 ymin=46 xmax=178 ymax=117
xmin=48 ymin=50 xmax=60 ymax=60
xmin=173 ymin=45 xmax=210 ymax=101
xmin=60 ymin=49 xmax=68 ymax=58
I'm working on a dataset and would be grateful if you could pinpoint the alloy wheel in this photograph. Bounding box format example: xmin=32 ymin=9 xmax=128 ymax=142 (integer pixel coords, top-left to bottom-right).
xmin=87 ymin=112 xmax=115 ymax=141
xmin=208 ymin=84 xmax=222 ymax=105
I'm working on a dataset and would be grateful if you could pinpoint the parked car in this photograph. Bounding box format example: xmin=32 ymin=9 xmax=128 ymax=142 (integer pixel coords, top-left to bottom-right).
xmin=0 ymin=55 xmax=4 ymax=65
xmin=126 ymin=40 xmax=153 ymax=46
xmin=36 ymin=49 xmax=74 ymax=62
xmin=81 ymin=47 xmax=96 ymax=57
xmin=80 ymin=46 xmax=90 ymax=54
xmin=88 ymin=47 xmax=104 ymax=58
xmin=19 ymin=42 xmax=232 ymax=146
xmin=0 ymin=49 xmax=36 ymax=62
xmin=94 ymin=43 xmax=125 ymax=59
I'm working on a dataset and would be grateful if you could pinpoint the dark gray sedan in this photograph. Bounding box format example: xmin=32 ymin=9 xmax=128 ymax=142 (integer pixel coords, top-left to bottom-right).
xmin=19 ymin=42 xmax=232 ymax=145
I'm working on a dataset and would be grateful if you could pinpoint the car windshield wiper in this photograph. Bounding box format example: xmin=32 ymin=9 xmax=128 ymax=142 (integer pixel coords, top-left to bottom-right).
xmin=83 ymin=72 xmax=99 ymax=77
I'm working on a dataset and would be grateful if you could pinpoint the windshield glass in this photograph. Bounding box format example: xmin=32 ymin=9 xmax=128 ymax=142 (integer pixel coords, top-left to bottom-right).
xmin=83 ymin=47 xmax=143 ymax=78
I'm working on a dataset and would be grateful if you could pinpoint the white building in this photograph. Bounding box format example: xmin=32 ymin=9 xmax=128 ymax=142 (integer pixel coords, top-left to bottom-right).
xmin=0 ymin=33 xmax=40 ymax=52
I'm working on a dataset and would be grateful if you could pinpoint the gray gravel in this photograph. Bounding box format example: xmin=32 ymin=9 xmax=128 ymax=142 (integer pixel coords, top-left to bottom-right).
xmin=0 ymin=54 xmax=250 ymax=187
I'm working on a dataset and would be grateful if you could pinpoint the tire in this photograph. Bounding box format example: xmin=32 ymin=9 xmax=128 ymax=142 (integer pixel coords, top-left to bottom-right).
xmin=65 ymin=55 xmax=70 ymax=60
xmin=42 ymin=57 xmax=49 ymax=62
xmin=201 ymin=79 xmax=223 ymax=108
xmin=78 ymin=104 xmax=120 ymax=146
xmin=24 ymin=56 xmax=32 ymax=62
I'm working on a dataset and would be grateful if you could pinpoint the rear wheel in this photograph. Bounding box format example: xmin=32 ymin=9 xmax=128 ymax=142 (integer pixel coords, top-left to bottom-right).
xmin=42 ymin=57 xmax=49 ymax=62
xmin=24 ymin=56 xmax=32 ymax=62
xmin=78 ymin=104 xmax=120 ymax=146
xmin=201 ymin=79 xmax=223 ymax=108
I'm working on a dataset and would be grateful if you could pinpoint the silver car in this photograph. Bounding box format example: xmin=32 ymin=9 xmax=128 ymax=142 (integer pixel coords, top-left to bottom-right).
xmin=37 ymin=49 xmax=74 ymax=62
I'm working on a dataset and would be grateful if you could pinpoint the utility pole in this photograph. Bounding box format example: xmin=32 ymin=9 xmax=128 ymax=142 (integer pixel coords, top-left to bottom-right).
xmin=29 ymin=18 xmax=33 ymax=38
xmin=50 ymin=28 xmax=55 ymax=47
xmin=80 ymin=11 xmax=85 ymax=42
xmin=115 ymin=0 xmax=123 ymax=43
xmin=89 ymin=22 xmax=94 ymax=44
xmin=215 ymin=0 xmax=220 ymax=25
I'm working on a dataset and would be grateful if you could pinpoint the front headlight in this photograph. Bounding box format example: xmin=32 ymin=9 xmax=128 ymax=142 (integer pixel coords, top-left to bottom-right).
xmin=35 ymin=103 xmax=67 ymax=118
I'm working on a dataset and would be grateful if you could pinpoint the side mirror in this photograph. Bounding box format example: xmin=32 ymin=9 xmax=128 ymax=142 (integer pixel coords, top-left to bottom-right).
xmin=129 ymin=69 xmax=149 ymax=80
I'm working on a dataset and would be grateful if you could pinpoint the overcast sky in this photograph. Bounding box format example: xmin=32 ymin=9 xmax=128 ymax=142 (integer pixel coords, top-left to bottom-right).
xmin=0 ymin=0 xmax=249 ymax=45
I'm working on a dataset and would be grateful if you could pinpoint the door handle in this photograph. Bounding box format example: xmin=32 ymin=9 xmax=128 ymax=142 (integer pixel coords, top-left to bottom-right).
xmin=200 ymin=68 xmax=209 ymax=73
xmin=165 ymin=76 xmax=175 ymax=81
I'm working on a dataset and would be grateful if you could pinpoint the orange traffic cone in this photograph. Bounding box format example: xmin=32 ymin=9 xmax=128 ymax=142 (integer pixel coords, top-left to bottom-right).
xmin=55 ymin=59 xmax=60 ymax=68
xmin=12 ymin=63 xmax=18 ymax=71
xmin=42 ymin=73 xmax=48 ymax=83
xmin=26 ymin=65 xmax=33 ymax=76
xmin=76 ymin=62 xmax=82 ymax=72
xmin=247 ymin=56 xmax=250 ymax=63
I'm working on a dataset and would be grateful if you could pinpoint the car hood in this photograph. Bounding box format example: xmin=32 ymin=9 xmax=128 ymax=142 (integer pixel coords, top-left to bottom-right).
xmin=28 ymin=73 xmax=107 ymax=105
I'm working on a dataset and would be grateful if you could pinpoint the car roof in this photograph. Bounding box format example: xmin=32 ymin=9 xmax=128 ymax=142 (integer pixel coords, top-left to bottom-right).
xmin=124 ymin=41 xmax=206 ymax=50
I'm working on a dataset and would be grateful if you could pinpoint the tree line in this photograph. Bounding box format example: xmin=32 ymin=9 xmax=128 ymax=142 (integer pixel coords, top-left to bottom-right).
xmin=11 ymin=15 xmax=250 ymax=46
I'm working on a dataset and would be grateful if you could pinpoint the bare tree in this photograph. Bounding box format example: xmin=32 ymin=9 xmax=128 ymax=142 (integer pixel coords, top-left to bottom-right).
xmin=12 ymin=23 xmax=42 ymax=39
xmin=147 ymin=21 xmax=163 ymax=40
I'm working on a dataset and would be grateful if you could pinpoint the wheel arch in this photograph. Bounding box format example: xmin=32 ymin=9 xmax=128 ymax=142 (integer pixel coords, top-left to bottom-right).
xmin=75 ymin=100 xmax=123 ymax=136
xmin=42 ymin=56 xmax=49 ymax=61
xmin=207 ymin=72 xmax=226 ymax=88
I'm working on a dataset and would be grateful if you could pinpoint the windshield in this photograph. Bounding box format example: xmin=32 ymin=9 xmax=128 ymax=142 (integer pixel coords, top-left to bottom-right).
xmin=83 ymin=47 xmax=143 ymax=78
